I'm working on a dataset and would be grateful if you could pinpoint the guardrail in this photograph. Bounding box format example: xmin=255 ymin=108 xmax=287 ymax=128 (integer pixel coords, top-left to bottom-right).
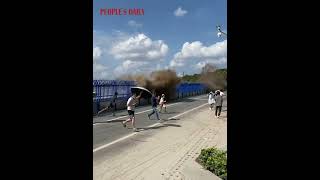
xmin=176 ymin=83 xmax=207 ymax=98
xmin=93 ymin=80 xmax=137 ymax=102
xmin=93 ymin=80 xmax=207 ymax=115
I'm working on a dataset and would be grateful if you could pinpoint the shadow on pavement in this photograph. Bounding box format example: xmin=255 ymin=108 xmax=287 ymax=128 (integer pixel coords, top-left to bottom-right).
xmin=177 ymin=98 xmax=197 ymax=103
xmin=166 ymin=118 xmax=180 ymax=121
xmin=146 ymin=118 xmax=180 ymax=122
xmin=139 ymin=123 xmax=181 ymax=131
xmin=93 ymin=119 xmax=125 ymax=125
xmin=159 ymin=111 xmax=179 ymax=114
xmin=95 ymin=113 xmax=128 ymax=118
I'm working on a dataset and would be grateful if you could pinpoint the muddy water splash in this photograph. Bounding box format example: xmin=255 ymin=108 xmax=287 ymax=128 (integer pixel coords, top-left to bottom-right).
xmin=199 ymin=64 xmax=227 ymax=91
xmin=119 ymin=70 xmax=181 ymax=100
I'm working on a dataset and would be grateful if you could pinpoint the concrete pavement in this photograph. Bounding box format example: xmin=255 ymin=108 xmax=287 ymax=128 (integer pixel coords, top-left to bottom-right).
xmin=93 ymin=94 xmax=227 ymax=180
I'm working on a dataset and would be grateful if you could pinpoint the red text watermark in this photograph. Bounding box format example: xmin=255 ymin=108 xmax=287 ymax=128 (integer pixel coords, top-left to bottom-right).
xmin=100 ymin=8 xmax=144 ymax=16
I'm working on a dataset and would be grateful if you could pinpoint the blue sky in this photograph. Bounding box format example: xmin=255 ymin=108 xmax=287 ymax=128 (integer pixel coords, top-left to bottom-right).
xmin=93 ymin=0 xmax=227 ymax=79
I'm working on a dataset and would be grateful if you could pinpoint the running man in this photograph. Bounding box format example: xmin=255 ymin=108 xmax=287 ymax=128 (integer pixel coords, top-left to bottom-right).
xmin=159 ymin=94 xmax=167 ymax=113
xmin=122 ymin=91 xmax=143 ymax=132
xmin=97 ymin=92 xmax=118 ymax=116
xmin=214 ymin=90 xmax=223 ymax=118
xmin=147 ymin=90 xmax=161 ymax=121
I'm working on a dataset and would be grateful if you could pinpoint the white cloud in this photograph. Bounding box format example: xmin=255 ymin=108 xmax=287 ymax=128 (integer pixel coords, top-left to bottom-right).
xmin=170 ymin=40 xmax=227 ymax=68
xmin=194 ymin=57 xmax=227 ymax=70
xmin=93 ymin=31 xmax=171 ymax=79
xmin=128 ymin=20 xmax=143 ymax=28
xmin=110 ymin=33 xmax=168 ymax=62
xmin=93 ymin=46 xmax=102 ymax=60
xmin=169 ymin=60 xmax=184 ymax=67
xmin=195 ymin=61 xmax=207 ymax=69
xmin=93 ymin=30 xmax=112 ymax=47
xmin=114 ymin=60 xmax=149 ymax=76
xmin=93 ymin=63 xmax=109 ymax=79
xmin=93 ymin=63 xmax=107 ymax=72
xmin=174 ymin=7 xmax=188 ymax=17
xmin=177 ymin=72 xmax=183 ymax=77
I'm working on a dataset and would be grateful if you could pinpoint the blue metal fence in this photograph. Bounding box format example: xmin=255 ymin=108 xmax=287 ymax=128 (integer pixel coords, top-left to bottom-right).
xmin=176 ymin=83 xmax=207 ymax=98
xmin=93 ymin=80 xmax=207 ymax=102
xmin=93 ymin=80 xmax=137 ymax=102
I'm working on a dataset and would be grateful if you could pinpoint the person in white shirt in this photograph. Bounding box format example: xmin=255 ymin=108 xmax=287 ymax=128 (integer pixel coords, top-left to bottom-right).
xmin=208 ymin=91 xmax=215 ymax=110
xmin=122 ymin=91 xmax=143 ymax=132
xmin=159 ymin=94 xmax=167 ymax=113
xmin=215 ymin=90 xmax=224 ymax=96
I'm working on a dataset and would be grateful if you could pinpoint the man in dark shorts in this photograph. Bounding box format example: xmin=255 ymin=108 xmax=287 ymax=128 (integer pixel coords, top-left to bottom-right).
xmin=122 ymin=91 xmax=143 ymax=132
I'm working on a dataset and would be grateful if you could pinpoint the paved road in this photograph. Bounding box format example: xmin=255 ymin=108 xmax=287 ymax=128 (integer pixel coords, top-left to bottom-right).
xmin=93 ymin=94 xmax=227 ymax=151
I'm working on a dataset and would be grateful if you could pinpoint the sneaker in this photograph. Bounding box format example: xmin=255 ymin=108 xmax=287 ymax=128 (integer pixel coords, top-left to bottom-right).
xmin=122 ymin=122 xmax=126 ymax=128
xmin=133 ymin=128 xmax=139 ymax=132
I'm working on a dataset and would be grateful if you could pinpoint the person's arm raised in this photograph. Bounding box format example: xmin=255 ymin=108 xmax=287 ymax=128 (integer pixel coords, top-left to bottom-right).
xmin=136 ymin=91 xmax=143 ymax=99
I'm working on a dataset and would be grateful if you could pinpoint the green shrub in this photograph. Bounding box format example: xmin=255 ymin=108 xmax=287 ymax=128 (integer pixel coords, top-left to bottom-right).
xmin=196 ymin=147 xmax=227 ymax=180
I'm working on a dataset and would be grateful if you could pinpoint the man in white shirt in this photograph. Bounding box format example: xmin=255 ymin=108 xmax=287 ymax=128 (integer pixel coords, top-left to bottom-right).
xmin=122 ymin=91 xmax=143 ymax=132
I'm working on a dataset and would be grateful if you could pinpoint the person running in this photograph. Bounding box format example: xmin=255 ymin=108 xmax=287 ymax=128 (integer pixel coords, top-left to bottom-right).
xmin=147 ymin=90 xmax=161 ymax=121
xmin=208 ymin=91 xmax=215 ymax=110
xmin=109 ymin=92 xmax=118 ymax=116
xmin=122 ymin=91 xmax=143 ymax=132
xmin=214 ymin=90 xmax=223 ymax=118
xmin=97 ymin=92 xmax=118 ymax=116
xmin=220 ymin=90 xmax=225 ymax=96
xmin=215 ymin=90 xmax=225 ymax=96
xmin=159 ymin=94 xmax=167 ymax=113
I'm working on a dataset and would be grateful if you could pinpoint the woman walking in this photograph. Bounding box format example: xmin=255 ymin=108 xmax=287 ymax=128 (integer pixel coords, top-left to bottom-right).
xmin=208 ymin=91 xmax=215 ymax=110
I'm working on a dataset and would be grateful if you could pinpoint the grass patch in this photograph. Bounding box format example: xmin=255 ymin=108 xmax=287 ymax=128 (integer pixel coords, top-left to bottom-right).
xmin=196 ymin=147 xmax=227 ymax=180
